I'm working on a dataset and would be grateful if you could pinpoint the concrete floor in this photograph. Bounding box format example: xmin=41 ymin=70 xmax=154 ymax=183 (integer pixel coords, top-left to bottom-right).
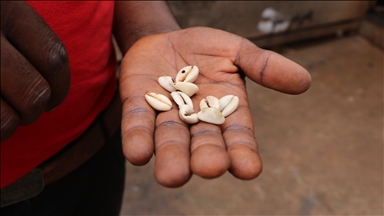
xmin=119 ymin=34 xmax=383 ymax=215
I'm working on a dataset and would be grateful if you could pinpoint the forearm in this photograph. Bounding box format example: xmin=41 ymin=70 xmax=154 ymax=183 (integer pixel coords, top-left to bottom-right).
xmin=113 ymin=1 xmax=180 ymax=54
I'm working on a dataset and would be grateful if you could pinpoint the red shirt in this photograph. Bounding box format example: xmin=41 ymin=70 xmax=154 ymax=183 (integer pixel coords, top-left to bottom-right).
xmin=1 ymin=1 xmax=117 ymax=188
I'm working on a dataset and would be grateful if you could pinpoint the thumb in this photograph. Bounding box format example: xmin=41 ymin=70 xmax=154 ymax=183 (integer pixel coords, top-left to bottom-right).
xmin=235 ymin=39 xmax=311 ymax=94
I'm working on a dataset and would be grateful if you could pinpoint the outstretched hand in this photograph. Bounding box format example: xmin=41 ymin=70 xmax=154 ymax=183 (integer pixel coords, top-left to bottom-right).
xmin=119 ymin=27 xmax=311 ymax=187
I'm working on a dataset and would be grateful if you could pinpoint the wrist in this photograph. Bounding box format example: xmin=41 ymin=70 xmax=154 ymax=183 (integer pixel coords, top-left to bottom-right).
xmin=125 ymin=23 xmax=180 ymax=49
xmin=113 ymin=1 xmax=181 ymax=54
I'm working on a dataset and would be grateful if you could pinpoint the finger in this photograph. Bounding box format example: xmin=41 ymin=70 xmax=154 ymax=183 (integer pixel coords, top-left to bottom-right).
xmin=190 ymin=122 xmax=231 ymax=179
xmin=222 ymin=100 xmax=263 ymax=180
xmin=1 ymin=1 xmax=70 ymax=110
xmin=120 ymin=94 xmax=155 ymax=166
xmin=235 ymin=38 xmax=311 ymax=94
xmin=119 ymin=49 xmax=177 ymax=166
xmin=119 ymin=61 xmax=166 ymax=166
xmin=154 ymin=107 xmax=191 ymax=188
xmin=1 ymin=34 xmax=51 ymax=125
xmin=1 ymin=98 xmax=20 ymax=142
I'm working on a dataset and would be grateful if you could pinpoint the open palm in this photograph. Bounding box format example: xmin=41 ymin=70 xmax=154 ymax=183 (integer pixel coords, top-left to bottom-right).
xmin=119 ymin=27 xmax=311 ymax=187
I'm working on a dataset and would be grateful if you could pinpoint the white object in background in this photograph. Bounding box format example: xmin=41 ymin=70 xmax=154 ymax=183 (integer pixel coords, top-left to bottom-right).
xmin=261 ymin=7 xmax=285 ymax=21
xmin=257 ymin=7 xmax=290 ymax=34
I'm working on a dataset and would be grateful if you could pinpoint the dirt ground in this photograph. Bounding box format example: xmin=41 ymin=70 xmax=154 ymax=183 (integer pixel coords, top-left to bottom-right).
xmin=119 ymin=34 xmax=383 ymax=215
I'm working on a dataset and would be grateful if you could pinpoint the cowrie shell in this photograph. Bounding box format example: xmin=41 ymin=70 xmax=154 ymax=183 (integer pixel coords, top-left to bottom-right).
xmin=179 ymin=105 xmax=199 ymax=124
xmin=175 ymin=65 xmax=199 ymax=83
xmin=145 ymin=92 xmax=172 ymax=111
xmin=171 ymin=91 xmax=193 ymax=109
xmin=206 ymin=96 xmax=220 ymax=110
xmin=219 ymin=95 xmax=239 ymax=117
xmin=173 ymin=82 xmax=199 ymax=97
xmin=158 ymin=76 xmax=176 ymax=92
xmin=197 ymin=107 xmax=225 ymax=125
xmin=200 ymin=98 xmax=209 ymax=110
xmin=199 ymin=96 xmax=220 ymax=110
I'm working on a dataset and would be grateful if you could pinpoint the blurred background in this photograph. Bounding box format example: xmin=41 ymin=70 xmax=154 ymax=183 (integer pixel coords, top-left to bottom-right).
xmin=118 ymin=1 xmax=383 ymax=215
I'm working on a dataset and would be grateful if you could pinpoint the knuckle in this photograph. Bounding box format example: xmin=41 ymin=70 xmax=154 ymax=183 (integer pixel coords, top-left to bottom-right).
xmin=31 ymin=85 xmax=51 ymax=109
xmin=19 ymin=82 xmax=51 ymax=124
xmin=191 ymin=129 xmax=221 ymax=138
xmin=156 ymin=120 xmax=185 ymax=128
xmin=26 ymin=85 xmax=51 ymax=112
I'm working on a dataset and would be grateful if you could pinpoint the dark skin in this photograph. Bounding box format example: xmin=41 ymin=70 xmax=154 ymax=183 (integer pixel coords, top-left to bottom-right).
xmin=1 ymin=1 xmax=70 ymax=141
xmin=1 ymin=1 xmax=311 ymax=188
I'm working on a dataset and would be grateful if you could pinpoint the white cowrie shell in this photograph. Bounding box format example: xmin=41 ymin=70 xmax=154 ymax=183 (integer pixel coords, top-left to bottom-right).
xmin=158 ymin=76 xmax=176 ymax=92
xmin=171 ymin=91 xmax=193 ymax=108
xmin=199 ymin=98 xmax=209 ymax=110
xmin=197 ymin=107 xmax=225 ymax=125
xmin=179 ymin=105 xmax=199 ymax=124
xmin=220 ymin=95 xmax=239 ymax=117
xmin=206 ymin=96 xmax=220 ymax=110
xmin=173 ymin=82 xmax=199 ymax=97
xmin=145 ymin=92 xmax=172 ymax=111
xmin=175 ymin=65 xmax=199 ymax=83
xmin=219 ymin=95 xmax=234 ymax=111
xmin=199 ymin=96 xmax=220 ymax=110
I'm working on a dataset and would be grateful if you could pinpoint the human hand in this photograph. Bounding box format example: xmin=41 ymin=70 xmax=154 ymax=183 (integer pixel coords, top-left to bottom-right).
xmin=1 ymin=1 xmax=70 ymax=141
xmin=119 ymin=27 xmax=311 ymax=187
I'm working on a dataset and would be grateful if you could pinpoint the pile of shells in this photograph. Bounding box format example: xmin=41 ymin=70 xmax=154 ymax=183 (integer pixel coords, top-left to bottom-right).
xmin=145 ymin=66 xmax=239 ymax=125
